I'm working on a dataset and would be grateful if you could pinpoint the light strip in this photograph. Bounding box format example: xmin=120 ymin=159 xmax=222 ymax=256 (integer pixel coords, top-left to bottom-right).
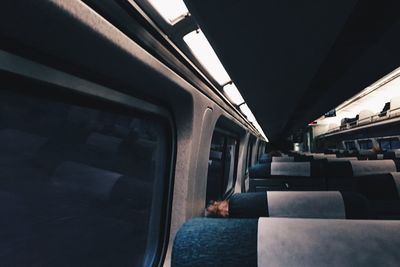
xmin=183 ymin=29 xmax=231 ymax=85
xmin=223 ymin=83 xmax=245 ymax=105
xmin=239 ymin=104 xmax=256 ymax=122
xmin=148 ymin=0 xmax=189 ymax=25
xmin=253 ymin=121 xmax=269 ymax=141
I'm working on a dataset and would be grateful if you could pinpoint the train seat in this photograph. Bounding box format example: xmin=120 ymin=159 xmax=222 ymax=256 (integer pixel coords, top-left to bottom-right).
xmin=172 ymin=218 xmax=400 ymax=267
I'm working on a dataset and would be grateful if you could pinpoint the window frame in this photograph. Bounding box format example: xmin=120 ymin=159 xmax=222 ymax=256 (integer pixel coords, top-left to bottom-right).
xmin=0 ymin=50 xmax=176 ymax=267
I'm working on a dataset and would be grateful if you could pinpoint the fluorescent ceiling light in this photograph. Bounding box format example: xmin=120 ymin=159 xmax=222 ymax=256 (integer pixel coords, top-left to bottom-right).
xmin=223 ymin=83 xmax=245 ymax=105
xmin=183 ymin=30 xmax=231 ymax=85
xmin=253 ymin=121 xmax=269 ymax=142
xmin=148 ymin=0 xmax=189 ymax=25
xmin=239 ymin=104 xmax=256 ymax=123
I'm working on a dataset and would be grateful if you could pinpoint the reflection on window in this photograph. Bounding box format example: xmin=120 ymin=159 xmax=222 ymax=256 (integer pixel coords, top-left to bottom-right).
xmin=206 ymin=130 xmax=238 ymax=204
xmin=0 ymin=86 xmax=171 ymax=267
xmin=345 ymin=141 xmax=356 ymax=150
xmin=379 ymin=138 xmax=400 ymax=150
xmin=245 ymin=140 xmax=253 ymax=173
xmin=358 ymin=140 xmax=373 ymax=150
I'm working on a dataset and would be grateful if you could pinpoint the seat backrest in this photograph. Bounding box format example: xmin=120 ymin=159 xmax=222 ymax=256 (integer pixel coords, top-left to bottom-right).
xmin=249 ymin=163 xmax=271 ymax=178
xmin=356 ymin=173 xmax=400 ymax=200
xmin=173 ymin=218 xmax=400 ymax=267
xmin=172 ymin=218 xmax=258 ymax=267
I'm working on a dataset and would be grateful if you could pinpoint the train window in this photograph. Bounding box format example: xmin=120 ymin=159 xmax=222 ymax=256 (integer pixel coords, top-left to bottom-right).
xmin=257 ymin=142 xmax=264 ymax=161
xmin=358 ymin=140 xmax=373 ymax=150
xmin=245 ymin=139 xmax=254 ymax=173
xmin=379 ymin=138 xmax=400 ymax=150
xmin=206 ymin=129 xmax=239 ymax=203
xmin=344 ymin=141 xmax=356 ymax=150
xmin=0 ymin=78 xmax=172 ymax=267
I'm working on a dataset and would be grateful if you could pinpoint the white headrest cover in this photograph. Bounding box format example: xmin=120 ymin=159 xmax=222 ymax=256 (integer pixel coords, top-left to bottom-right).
xmin=271 ymin=162 xmax=310 ymax=176
xmin=313 ymin=154 xmax=336 ymax=159
xmin=272 ymin=156 xmax=294 ymax=162
xmin=267 ymin=191 xmax=345 ymax=219
xmin=258 ymin=218 xmax=400 ymax=267
xmin=351 ymin=160 xmax=396 ymax=176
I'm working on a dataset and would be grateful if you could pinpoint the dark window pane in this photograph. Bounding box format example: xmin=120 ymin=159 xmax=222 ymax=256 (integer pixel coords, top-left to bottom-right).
xmin=359 ymin=140 xmax=372 ymax=150
xmin=0 ymin=88 xmax=170 ymax=267
xmin=345 ymin=141 xmax=356 ymax=150
xmin=379 ymin=140 xmax=391 ymax=150
xmin=224 ymin=137 xmax=237 ymax=194
xmin=206 ymin=132 xmax=225 ymax=203
xmin=206 ymin=131 xmax=238 ymax=204
xmin=246 ymin=140 xmax=253 ymax=172
xmin=390 ymin=139 xmax=400 ymax=149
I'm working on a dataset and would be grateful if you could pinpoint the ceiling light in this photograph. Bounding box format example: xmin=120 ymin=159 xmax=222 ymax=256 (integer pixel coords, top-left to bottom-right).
xmin=253 ymin=121 xmax=269 ymax=142
xmin=239 ymin=104 xmax=256 ymax=122
xmin=223 ymin=83 xmax=245 ymax=105
xmin=183 ymin=30 xmax=231 ymax=85
xmin=148 ymin=0 xmax=189 ymax=25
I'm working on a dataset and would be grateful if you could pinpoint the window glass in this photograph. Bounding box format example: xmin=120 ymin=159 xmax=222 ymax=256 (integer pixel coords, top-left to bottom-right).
xmin=257 ymin=142 xmax=264 ymax=160
xmin=206 ymin=130 xmax=238 ymax=204
xmin=379 ymin=138 xmax=400 ymax=150
xmin=0 ymin=86 xmax=171 ymax=267
xmin=245 ymin=140 xmax=254 ymax=173
xmin=224 ymin=137 xmax=238 ymax=194
xmin=345 ymin=141 xmax=356 ymax=150
xmin=379 ymin=139 xmax=391 ymax=150
xmin=390 ymin=139 xmax=400 ymax=149
xmin=358 ymin=140 xmax=373 ymax=150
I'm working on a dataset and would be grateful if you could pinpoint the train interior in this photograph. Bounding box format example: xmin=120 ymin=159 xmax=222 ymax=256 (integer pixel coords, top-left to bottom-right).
xmin=1 ymin=1 xmax=400 ymax=266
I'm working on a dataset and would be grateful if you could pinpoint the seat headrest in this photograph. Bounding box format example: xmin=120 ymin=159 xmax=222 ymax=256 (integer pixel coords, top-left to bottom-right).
xmin=272 ymin=156 xmax=294 ymax=162
xmin=351 ymin=160 xmax=396 ymax=176
xmin=271 ymin=162 xmax=310 ymax=177
xmin=266 ymin=191 xmax=345 ymax=219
